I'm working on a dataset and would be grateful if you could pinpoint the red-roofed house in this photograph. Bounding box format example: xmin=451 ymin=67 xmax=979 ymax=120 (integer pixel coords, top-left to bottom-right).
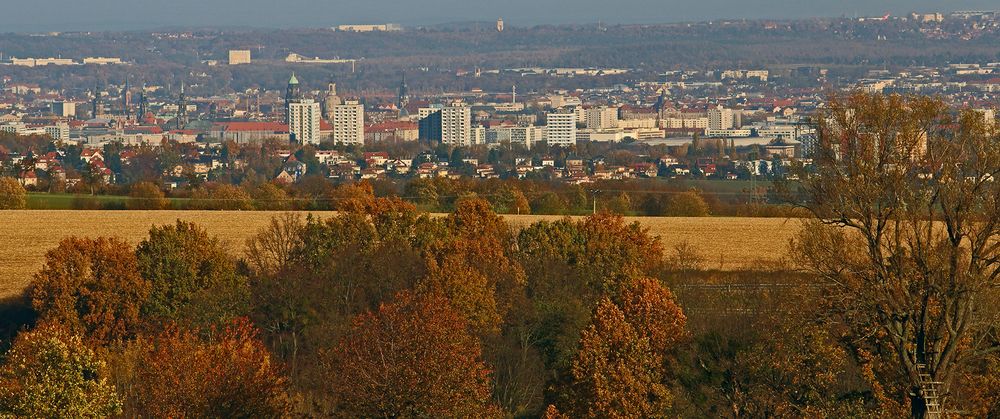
xmin=364 ymin=121 xmax=418 ymax=144
xmin=210 ymin=122 xmax=290 ymax=144
xmin=18 ymin=170 xmax=37 ymax=188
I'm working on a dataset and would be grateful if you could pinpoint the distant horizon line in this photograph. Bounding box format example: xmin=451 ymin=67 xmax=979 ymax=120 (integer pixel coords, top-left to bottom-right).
xmin=6 ymin=11 xmax=999 ymax=35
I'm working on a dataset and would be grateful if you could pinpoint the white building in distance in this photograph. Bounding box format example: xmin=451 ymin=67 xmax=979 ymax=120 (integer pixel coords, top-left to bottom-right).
xmin=82 ymin=57 xmax=123 ymax=65
xmin=336 ymin=24 xmax=402 ymax=32
xmin=50 ymin=101 xmax=76 ymax=117
xmin=441 ymin=105 xmax=472 ymax=146
xmin=331 ymin=100 xmax=365 ymax=145
xmin=546 ymin=111 xmax=577 ymax=146
xmin=228 ymin=50 xmax=251 ymax=65
xmin=708 ymin=106 xmax=741 ymax=130
xmin=586 ymin=106 xmax=619 ymax=129
xmin=288 ymin=99 xmax=321 ymax=145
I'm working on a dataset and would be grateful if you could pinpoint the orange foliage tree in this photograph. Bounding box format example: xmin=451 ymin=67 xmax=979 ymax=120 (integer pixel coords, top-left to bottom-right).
xmin=29 ymin=237 xmax=150 ymax=344
xmin=418 ymin=199 xmax=526 ymax=335
xmin=114 ymin=318 xmax=290 ymax=417
xmin=516 ymin=214 xmax=666 ymax=371
xmin=568 ymin=298 xmax=672 ymax=418
xmin=420 ymin=239 xmax=503 ymax=335
xmin=325 ymin=291 xmax=500 ymax=417
xmin=617 ymin=277 xmax=688 ymax=355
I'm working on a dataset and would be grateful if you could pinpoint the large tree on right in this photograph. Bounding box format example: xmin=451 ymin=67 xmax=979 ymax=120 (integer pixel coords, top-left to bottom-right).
xmin=788 ymin=92 xmax=1000 ymax=417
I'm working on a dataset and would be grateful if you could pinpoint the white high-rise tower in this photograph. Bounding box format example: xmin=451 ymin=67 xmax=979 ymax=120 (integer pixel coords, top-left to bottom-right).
xmin=288 ymin=99 xmax=321 ymax=145
xmin=331 ymin=100 xmax=365 ymax=145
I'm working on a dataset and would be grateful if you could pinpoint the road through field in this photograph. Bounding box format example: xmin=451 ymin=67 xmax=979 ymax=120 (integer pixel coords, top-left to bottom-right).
xmin=0 ymin=210 xmax=803 ymax=298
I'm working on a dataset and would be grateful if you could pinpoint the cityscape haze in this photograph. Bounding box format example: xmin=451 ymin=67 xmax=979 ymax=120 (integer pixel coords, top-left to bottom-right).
xmin=2 ymin=2 xmax=1000 ymax=418
xmin=1 ymin=0 xmax=998 ymax=30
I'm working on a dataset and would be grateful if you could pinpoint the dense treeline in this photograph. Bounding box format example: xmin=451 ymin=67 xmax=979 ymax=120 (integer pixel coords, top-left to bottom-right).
xmin=0 ymin=193 xmax=843 ymax=417
xmin=13 ymin=175 xmax=787 ymax=217
xmin=1 ymin=192 xmax=999 ymax=416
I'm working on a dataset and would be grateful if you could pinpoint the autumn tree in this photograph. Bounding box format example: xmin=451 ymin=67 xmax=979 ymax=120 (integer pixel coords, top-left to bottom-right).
xmin=575 ymin=213 xmax=665 ymax=295
xmin=567 ymin=298 xmax=672 ymax=418
xmin=664 ymin=190 xmax=709 ymax=217
xmin=325 ymin=291 xmax=500 ymax=417
xmin=617 ymin=277 xmax=688 ymax=355
xmin=244 ymin=212 xmax=305 ymax=276
xmin=517 ymin=214 xmax=665 ymax=372
xmin=29 ymin=237 xmax=149 ymax=343
xmin=422 ymin=199 xmax=525 ymax=334
xmin=249 ymin=204 xmax=435 ymax=409
xmin=326 ymin=181 xmax=376 ymax=212
xmin=446 ymin=197 xmax=514 ymax=244
xmin=192 ymin=184 xmax=253 ymax=210
xmin=0 ymin=323 xmax=121 ymax=417
xmin=249 ymin=182 xmax=291 ymax=210
xmin=110 ymin=319 xmax=290 ymax=417
xmin=135 ymin=220 xmax=249 ymax=327
xmin=419 ymin=239 xmax=503 ymax=335
xmin=786 ymin=93 xmax=1000 ymax=417
xmin=487 ymin=183 xmax=531 ymax=214
xmin=543 ymin=404 xmax=570 ymax=419
xmin=0 ymin=177 xmax=27 ymax=209
xmin=126 ymin=181 xmax=168 ymax=210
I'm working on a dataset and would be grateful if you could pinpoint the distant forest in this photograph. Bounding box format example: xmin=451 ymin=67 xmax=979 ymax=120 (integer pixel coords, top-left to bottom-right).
xmin=1 ymin=19 xmax=999 ymax=95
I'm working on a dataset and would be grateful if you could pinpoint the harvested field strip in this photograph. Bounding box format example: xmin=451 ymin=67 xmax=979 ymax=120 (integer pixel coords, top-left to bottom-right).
xmin=0 ymin=211 xmax=802 ymax=298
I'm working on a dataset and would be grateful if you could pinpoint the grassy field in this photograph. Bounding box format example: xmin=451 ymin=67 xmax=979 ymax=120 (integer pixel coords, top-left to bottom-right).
xmin=0 ymin=210 xmax=802 ymax=298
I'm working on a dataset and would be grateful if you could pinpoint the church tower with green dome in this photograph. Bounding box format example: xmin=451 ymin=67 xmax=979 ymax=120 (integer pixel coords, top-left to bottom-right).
xmin=284 ymin=73 xmax=301 ymax=124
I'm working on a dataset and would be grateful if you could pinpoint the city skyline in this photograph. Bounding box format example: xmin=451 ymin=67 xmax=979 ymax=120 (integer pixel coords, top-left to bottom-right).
xmin=3 ymin=0 xmax=999 ymax=32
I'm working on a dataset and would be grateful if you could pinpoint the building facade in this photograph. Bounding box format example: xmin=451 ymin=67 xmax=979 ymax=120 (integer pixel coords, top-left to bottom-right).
xmin=440 ymin=105 xmax=472 ymax=146
xmin=228 ymin=50 xmax=251 ymax=65
xmin=418 ymin=106 xmax=443 ymax=141
xmin=546 ymin=111 xmax=577 ymax=146
xmin=708 ymin=106 xmax=735 ymax=130
xmin=331 ymin=100 xmax=365 ymax=145
xmin=586 ymin=106 xmax=619 ymax=129
xmin=288 ymin=99 xmax=321 ymax=145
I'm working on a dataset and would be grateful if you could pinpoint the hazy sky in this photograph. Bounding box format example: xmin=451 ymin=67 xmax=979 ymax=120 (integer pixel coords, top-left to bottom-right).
xmin=6 ymin=0 xmax=999 ymax=31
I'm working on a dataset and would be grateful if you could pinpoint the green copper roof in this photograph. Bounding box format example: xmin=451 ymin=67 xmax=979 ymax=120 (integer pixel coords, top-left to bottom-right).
xmin=288 ymin=73 xmax=299 ymax=85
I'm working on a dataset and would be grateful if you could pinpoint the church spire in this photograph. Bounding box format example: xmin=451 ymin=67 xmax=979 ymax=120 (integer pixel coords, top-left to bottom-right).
xmin=285 ymin=73 xmax=302 ymax=125
xmin=176 ymin=81 xmax=188 ymax=129
xmin=397 ymin=72 xmax=409 ymax=113
xmin=122 ymin=76 xmax=132 ymax=120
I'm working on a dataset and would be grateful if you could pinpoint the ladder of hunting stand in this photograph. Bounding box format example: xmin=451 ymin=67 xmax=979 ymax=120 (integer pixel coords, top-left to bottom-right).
xmin=918 ymin=364 xmax=943 ymax=418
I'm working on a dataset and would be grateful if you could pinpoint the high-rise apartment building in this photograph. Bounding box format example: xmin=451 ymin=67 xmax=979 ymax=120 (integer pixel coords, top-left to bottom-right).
xmin=440 ymin=105 xmax=472 ymax=146
xmin=50 ymin=101 xmax=76 ymax=117
xmin=418 ymin=105 xmax=443 ymax=141
xmin=708 ymin=106 xmax=740 ymax=130
xmin=586 ymin=106 xmax=619 ymax=129
xmin=546 ymin=111 xmax=577 ymax=146
xmin=331 ymin=100 xmax=365 ymax=145
xmin=288 ymin=99 xmax=321 ymax=145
